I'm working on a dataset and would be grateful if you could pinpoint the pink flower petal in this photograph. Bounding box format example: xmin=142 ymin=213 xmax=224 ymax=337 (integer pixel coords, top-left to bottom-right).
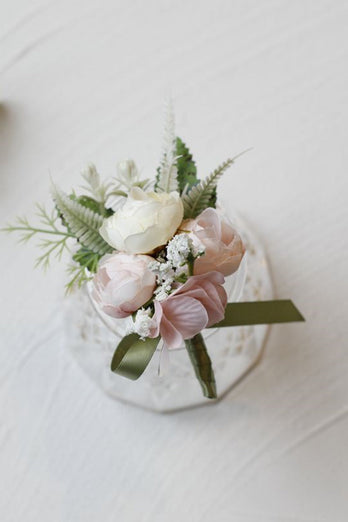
xmin=162 ymin=295 xmax=208 ymax=340
xmin=148 ymin=301 xmax=162 ymax=339
xmin=196 ymin=207 xmax=222 ymax=238
xmin=160 ymin=312 xmax=184 ymax=348
xmin=173 ymin=271 xmax=225 ymax=296
xmin=181 ymin=208 xmax=245 ymax=277
xmin=180 ymin=285 xmax=225 ymax=326
xmin=102 ymin=304 xmax=129 ymax=319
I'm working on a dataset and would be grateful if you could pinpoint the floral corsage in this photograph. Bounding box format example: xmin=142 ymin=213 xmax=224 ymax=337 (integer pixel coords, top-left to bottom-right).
xmin=3 ymin=104 xmax=304 ymax=399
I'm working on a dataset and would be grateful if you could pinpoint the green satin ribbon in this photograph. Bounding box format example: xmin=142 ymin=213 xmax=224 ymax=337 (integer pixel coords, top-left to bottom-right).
xmin=211 ymin=300 xmax=305 ymax=328
xmin=111 ymin=333 xmax=160 ymax=380
xmin=111 ymin=300 xmax=304 ymax=383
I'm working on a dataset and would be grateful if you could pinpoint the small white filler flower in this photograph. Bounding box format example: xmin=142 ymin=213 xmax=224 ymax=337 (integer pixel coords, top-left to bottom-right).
xmin=132 ymin=308 xmax=155 ymax=339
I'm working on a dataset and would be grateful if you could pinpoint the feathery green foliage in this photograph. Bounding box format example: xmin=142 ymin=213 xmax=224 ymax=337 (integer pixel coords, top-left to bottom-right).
xmin=175 ymin=137 xmax=198 ymax=193
xmin=155 ymin=101 xmax=179 ymax=193
xmin=52 ymin=186 xmax=113 ymax=256
xmin=65 ymin=247 xmax=102 ymax=293
xmin=72 ymin=247 xmax=101 ymax=272
xmin=65 ymin=264 xmax=91 ymax=293
xmin=73 ymin=194 xmax=113 ymax=217
xmin=1 ymin=204 xmax=73 ymax=270
xmin=182 ymin=157 xmax=236 ymax=218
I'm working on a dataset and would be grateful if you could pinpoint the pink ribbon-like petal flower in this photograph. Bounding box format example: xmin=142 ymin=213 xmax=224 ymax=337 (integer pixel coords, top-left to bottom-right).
xmin=151 ymin=271 xmax=227 ymax=348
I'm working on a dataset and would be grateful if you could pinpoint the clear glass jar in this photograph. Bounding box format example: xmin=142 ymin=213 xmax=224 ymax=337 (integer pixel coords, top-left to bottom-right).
xmin=64 ymin=215 xmax=273 ymax=412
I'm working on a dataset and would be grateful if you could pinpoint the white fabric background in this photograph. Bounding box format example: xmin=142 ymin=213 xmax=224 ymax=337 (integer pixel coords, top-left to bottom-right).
xmin=1 ymin=1 xmax=347 ymax=521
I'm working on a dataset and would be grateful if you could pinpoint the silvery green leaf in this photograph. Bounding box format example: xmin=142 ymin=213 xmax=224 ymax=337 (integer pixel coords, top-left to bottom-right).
xmin=52 ymin=185 xmax=113 ymax=255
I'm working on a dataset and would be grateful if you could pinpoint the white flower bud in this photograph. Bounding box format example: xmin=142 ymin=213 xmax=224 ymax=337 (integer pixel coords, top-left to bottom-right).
xmin=117 ymin=160 xmax=139 ymax=188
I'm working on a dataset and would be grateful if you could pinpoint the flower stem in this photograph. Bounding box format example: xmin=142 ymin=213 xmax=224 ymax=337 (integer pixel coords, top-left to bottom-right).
xmin=184 ymin=332 xmax=217 ymax=399
xmin=187 ymin=253 xmax=195 ymax=276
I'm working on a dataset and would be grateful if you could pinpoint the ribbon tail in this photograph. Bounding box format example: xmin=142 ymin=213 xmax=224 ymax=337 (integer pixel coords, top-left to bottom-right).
xmin=111 ymin=333 xmax=160 ymax=380
xmin=212 ymin=300 xmax=305 ymax=328
xmin=185 ymin=333 xmax=217 ymax=399
xmin=157 ymin=339 xmax=170 ymax=377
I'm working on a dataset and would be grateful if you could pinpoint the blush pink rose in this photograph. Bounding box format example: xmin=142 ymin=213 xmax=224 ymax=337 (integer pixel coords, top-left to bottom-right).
xmin=150 ymin=271 xmax=227 ymax=348
xmin=92 ymin=253 xmax=156 ymax=319
xmin=182 ymin=208 xmax=245 ymax=277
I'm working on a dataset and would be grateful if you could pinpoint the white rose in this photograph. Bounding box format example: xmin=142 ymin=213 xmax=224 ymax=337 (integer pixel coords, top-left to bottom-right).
xmin=100 ymin=187 xmax=184 ymax=254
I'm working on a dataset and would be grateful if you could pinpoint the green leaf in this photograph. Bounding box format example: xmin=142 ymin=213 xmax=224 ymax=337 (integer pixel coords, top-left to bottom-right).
xmin=154 ymin=166 xmax=161 ymax=192
xmin=182 ymin=157 xmax=236 ymax=219
xmin=74 ymin=195 xmax=101 ymax=213
xmin=52 ymin=186 xmax=113 ymax=255
xmin=57 ymin=195 xmax=104 ymax=231
xmin=107 ymin=189 xmax=128 ymax=198
xmin=71 ymin=194 xmax=113 ymax=217
xmin=111 ymin=334 xmax=160 ymax=380
xmin=133 ymin=180 xmax=150 ymax=189
xmin=184 ymin=333 xmax=217 ymax=399
xmin=72 ymin=247 xmax=101 ymax=273
xmin=206 ymin=185 xmax=217 ymax=209
xmin=182 ymin=149 xmax=251 ymax=218
xmin=65 ymin=263 xmax=91 ymax=293
xmin=175 ymin=137 xmax=198 ymax=193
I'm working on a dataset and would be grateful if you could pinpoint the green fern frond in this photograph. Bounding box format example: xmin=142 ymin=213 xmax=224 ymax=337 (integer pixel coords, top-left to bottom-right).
xmin=34 ymin=236 xmax=70 ymax=270
xmin=65 ymin=248 xmax=101 ymax=293
xmin=1 ymin=204 xmax=75 ymax=269
xmin=182 ymin=149 xmax=251 ymax=218
xmin=182 ymin=158 xmax=235 ymax=218
xmin=51 ymin=185 xmax=113 ymax=255
xmin=65 ymin=264 xmax=91 ymax=293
